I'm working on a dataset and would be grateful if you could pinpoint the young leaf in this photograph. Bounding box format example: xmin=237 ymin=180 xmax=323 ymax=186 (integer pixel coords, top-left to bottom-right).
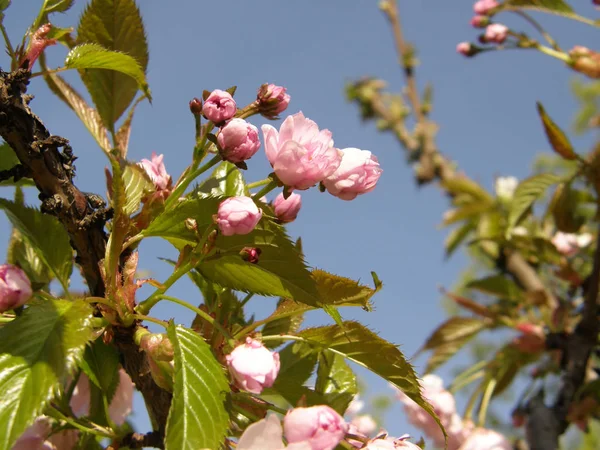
xmin=122 ymin=163 xmax=154 ymax=216
xmin=444 ymin=221 xmax=475 ymax=259
xmin=115 ymin=95 xmax=146 ymax=158
xmin=65 ymin=44 xmax=150 ymax=104
xmin=0 ymin=143 xmax=35 ymax=187
xmin=536 ymin=102 xmax=577 ymax=160
xmin=503 ymin=0 xmax=597 ymax=26
xmin=195 ymin=161 xmax=247 ymax=198
xmin=298 ymin=321 xmax=444 ymax=437
xmin=506 ymin=173 xmax=561 ymax=232
xmin=465 ymin=274 xmax=523 ymax=301
xmin=315 ymin=351 xmax=357 ymax=414
xmin=0 ymin=298 xmax=94 ymax=449
xmin=43 ymin=0 xmax=75 ymax=14
xmin=44 ymin=73 xmax=112 ymax=155
xmin=550 ymin=182 xmax=585 ymax=233
xmin=270 ymin=341 xmax=320 ymax=407
xmin=76 ymin=0 xmax=149 ymax=130
xmin=0 ymin=199 xmax=73 ymax=289
xmin=166 ymin=324 xmax=230 ymax=450
xmin=0 ymin=0 xmax=10 ymax=12
xmin=442 ymin=202 xmax=491 ymax=226
xmin=441 ymin=176 xmax=494 ymax=204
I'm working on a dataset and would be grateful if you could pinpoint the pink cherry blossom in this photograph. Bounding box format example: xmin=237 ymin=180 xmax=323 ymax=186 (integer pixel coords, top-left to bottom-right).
xmin=283 ymin=405 xmax=348 ymax=450
xmin=473 ymin=0 xmax=499 ymax=15
xmin=237 ymin=414 xmax=312 ymax=450
xmin=216 ymin=196 xmax=263 ymax=236
xmin=0 ymin=264 xmax=32 ymax=313
xmin=257 ymin=83 xmax=291 ymax=119
xmin=217 ymin=118 xmax=261 ymax=163
xmin=262 ymin=112 xmax=342 ymax=190
xmin=551 ymin=231 xmax=592 ymax=256
xmin=484 ymin=24 xmax=508 ymax=44
xmin=457 ymin=42 xmax=473 ymax=56
xmin=11 ymin=417 xmax=55 ymax=450
xmin=226 ymin=337 xmax=280 ymax=394
xmin=139 ymin=152 xmax=171 ymax=191
xmin=470 ymin=15 xmax=488 ymax=27
xmin=458 ymin=428 xmax=512 ymax=450
xmin=272 ymin=192 xmax=302 ymax=223
xmin=322 ymin=148 xmax=382 ymax=200
xmin=202 ymin=89 xmax=237 ymax=123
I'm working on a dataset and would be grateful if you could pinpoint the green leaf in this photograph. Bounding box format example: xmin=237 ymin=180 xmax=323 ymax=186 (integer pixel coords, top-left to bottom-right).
xmin=466 ymin=274 xmax=523 ymax=301
xmin=0 ymin=0 xmax=10 ymax=12
xmin=76 ymin=0 xmax=149 ymax=130
xmin=444 ymin=221 xmax=475 ymax=259
xmin=0 ymin=298 xmax=94 ymax=449
xmin=0 ymin=199 xmax=73 ymax=289
xmin=122 ymin=162 xmax=154 ymax=215
xmin=550 ymin=182 xmax=586 ymax=233
xmin=421 ymin=317 xmax=486 ymax=373
xmin=43 ymin=0 xmax=75 ymax=13
xmin=65 ymin=44 xmax=150 ymax=107
xmin=195 ymin=162 xmax=247 ymax=198
xmin=7 ymin=228 xmax=52 ymax=287
xmin=0 ymin=143 xmax=34 ymax=187
xmin=44 ymin=25 xmax=74 ymax=42
xmin=261 ymin=299 xmax=305 ymax=349
xmin=536 ymin=102 xmax=577 ymax=161
xmin=311 ymin=269 xmax=377 ymax=311
xmin=484 ymin=345 xmax=536 ymax=397
xmin=442 ymin=202 xmax=491 ymax=226
xmin=503 ymin=0 xmax=598 ymax=26
xmin=506 ymin=173 xmax=561 ymax=233
xmin=44 ymin=73 xmax=112 ymax=155
xmin=79 ymin=339 xmax=120 ymax=396
xmin=315 ymin=351 xmax=357 ymax=414
xmin=297 ymin=322 xmax=443 ymax=437
xmin=165 ymin=324 xmax=229 ymax=450
xmin=441 ymin=177 xmax=494 ymax=204
xmin=115 ymin=96 xmax=146 ymax=158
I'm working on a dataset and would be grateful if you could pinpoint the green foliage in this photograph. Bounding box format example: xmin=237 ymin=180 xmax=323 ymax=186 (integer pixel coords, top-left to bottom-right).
xmin=0 ymin=0 xmax=10 ymax=13
xmin=122 ymin=162 xmax=154 ymax=215
xmin=76 ymin=0 xmax=149 ymax=131
xmin=536 ymin=102 xmax=578 ymax=161
xmin=79 ymin=339 xmax=120 ymax=402
xmin=195 ymin=162 xmax=247 ymax=198
xmin=503 ymin=0 xmax=599 ymax=26
xmin=42 ymin=0 xmax=75 ymax=14
xmin=0 ymin=143 xmax=34 ymax=187
xmin=445 ymin=221 xmax=475 ymax=259
xmin=166 ymin=324 xmax=230 ymax=450
xmin=0 ymin=298 xmax=94 ymax=450
xmin=0 ymin=199 xmax=73 ymax=289
xmin=315 ymin=351 xmax=357 ymax=414
xmin=572 ymin=79 xmax=600 ymax=134
xmin=550 ymin=182 xmax=586 ymax=233
xmin=465 ymin=274 xmax=523 ymax=302
xmin=271 ymin=341 xmax=320 ymax=406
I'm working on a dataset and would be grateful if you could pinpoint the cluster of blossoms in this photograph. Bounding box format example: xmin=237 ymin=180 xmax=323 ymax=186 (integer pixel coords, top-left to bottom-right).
xmin=457 ymin=0 xmax=508 ymax=56
xmin=396 ymin=374 xmax=511 ymax=450
xmin=551 ymin=231 xmax=593 ymax=257
xmin=13 ymin=370 xmax=134 ymax=449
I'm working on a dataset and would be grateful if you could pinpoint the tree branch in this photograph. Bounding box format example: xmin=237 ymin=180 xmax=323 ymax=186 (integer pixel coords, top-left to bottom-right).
xmin=0 ymin=69 xmax=170 ymax=448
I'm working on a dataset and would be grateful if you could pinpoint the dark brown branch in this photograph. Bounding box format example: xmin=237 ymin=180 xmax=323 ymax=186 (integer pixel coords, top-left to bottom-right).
xmin=0 ymin=69 xmax=170 ymax=448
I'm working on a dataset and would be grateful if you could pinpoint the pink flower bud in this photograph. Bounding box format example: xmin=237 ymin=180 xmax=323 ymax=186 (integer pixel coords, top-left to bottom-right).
xmin=257 ymin=83 xmax=291 ymax=119
xmin=470 ymin=15 xmax=489 ymax=27
xmin=226 ymin=337 xmax=280 ymax=394
xmin=189 ymin=97 xmax=203 ymax=115
xmin=216 ymin=196 xmax=263 ymax=236
xmin=12 ymin=417 xmax=54 ymax=450
xmin=569 ymin=46 xmax=600 ymax=79
xmin=272 ymin=192 xmax=302 ymax=223
xmin=484 ymin=24 xmax=508 ymax=44
xmin=283 ymin=405 xmax=348 ymax=450
xmin=322 ymin=148 xmax=382 ymax=200
xmin=262 ymin=112 xmax=342 ymax=190
xmin=217 ymin=118 xmax=261 ymax=163
xmin=21 ymin=24 xmax=57 ymax=70
xmin=459 ymin=428 xmax=512 ymax=450
xmin=0 ymin=264 xmax=32 ymax=312
xmin=240 ymin=247 xmax=261 ymax=264
xmin=139 ymin=152 xmax=171 ymax=191
xmin=473 ymin=0 xmax=499 ymax=15
xmin=457 ymin=42 xmax=474 ymax=56
xmin=512 ymin=323 xmax=545 ymax=354
xmin=202 ymin=89 xmax=237 ymax=123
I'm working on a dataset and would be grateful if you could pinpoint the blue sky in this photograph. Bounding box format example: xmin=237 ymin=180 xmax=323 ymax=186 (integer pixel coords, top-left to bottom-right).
xmin=2 ymin=0 xmax=600 ymax=444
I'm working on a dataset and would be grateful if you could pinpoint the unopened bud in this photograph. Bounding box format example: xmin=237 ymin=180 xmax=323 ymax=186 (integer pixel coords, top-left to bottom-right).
xmin=240 ymin=247 xmax=261 ymax=264
xmin=257 ymin=83 xmax=291 ymax=119
xmin=140 ymin=333 xmax=174 ymax=362
xmin=470 ymin=15 xmax=489 ymax=28
xmin=185 ymin=218 xmax=198 ymax=232
xmin=457 ymin=42 xmax=477 ymax=57
xmin=189 ymin=97 xmax=203 ymax=115
xmin=569 ymin=46 xmax=600 ymax=79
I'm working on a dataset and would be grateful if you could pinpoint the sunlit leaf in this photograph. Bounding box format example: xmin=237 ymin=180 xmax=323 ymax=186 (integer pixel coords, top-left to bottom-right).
xmin=315 ymin=351 xmax=357 ymax=414
xmin=122 ymin=162 xmax=154 ymax=216
xmin=465 ymin=274 xmax=523 ymax=302
xmin=536 ymin=102 xmax=577 ymax=160
xmin=503 ymin=0 xmax=598 ymax=26
xmin=195 ymin=162 xmax=247 ymax=198
xmin=0 ymin=143 xmax=34 ymax=187
xmin=506 ymin=173 xmax=561 ymax=233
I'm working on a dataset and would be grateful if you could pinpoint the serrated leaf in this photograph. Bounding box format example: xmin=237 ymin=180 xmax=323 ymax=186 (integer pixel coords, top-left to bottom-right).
xmin=297 ymin=322 xmax=444 ymax=438
xmin=0 ymin=143 xmax=34 ymax=187
xmin=503 ymin=0 xmax=597 ymax=26
xmin=315 ymin=351 xmax=357 ymax=414
xmin=536 ymin=103 xmax=577 ymax=160
xmin=79 ymin=339 xmax=120 ymax=397
xmin=444 ymin=221 xmax=475 ymax=259
xmin=44 ymin=25 xmax=73 ymax=42
xmin=7 ymin=228 xmax=52 ymax=287
xmin=165 ymin=324 xmax=229 ymax=450
xmin=421 ymin=318 xmax=486 ymax=373
xmin=43 ymin=0 xmax=75 ymax=13
xmin=506 ymin=173 xmax=561 ymax=232
xmin=65 ymin=44 xmax=150 ymax=106
xmin=261 ymin=299 xmax=305 ymax=349
xmin=44 ymin=73 xmax=112 ymax=155
xmin=465 ymin=274 xmax=523 ymax=301
xmin=195 ymin=162 xmax=247 ymax=198
xmin=0 ymin=199 xmax=73 ymax=289
xmin=0 ymin=298 xmax=94 ymax=449
xmin=311 ymin=269 xmax=377 ymax=311
xmin=122 ymin=162 xmax=154 ymax=215
xmin=76 ymin=0 xmax=149 ymax=130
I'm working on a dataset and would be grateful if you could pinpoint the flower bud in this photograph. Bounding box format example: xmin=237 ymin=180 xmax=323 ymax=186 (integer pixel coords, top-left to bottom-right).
xmin=512 ymin=323 xmax=545 ymax=354
xmin=240 ymin=247 xmax=261 ymax=264
xmin=226 ymin=337 xmax=280 ymax=394
xmin=272 ymin=192 xmax=302 ymax=223
xmin=140 ymin=333 xmax=174 ymax=361
xmin=21 ymin=24 xmax=57 ymax=70
xmin=216 ymin=196 xmax=262 ymax=236
xmin=569 ymin=46 xmax=600 ymax=79
xmin=283 ymin=405 xmax=348 ymax=450
xmin=262 ymin=112 xmax=342 ymax=190
xmin=139 ymin=152 xmax=172 ymax=191
xmin=483 ymin=23 xmax=508 ymax=44
xmin=202 ymin=89 xmax=237 ymax=123
xmin=457 ymin=42 xmax=476 ymax=57
xmin=470 ymin=15 xmax=489 ymax=28
xmin=257 ymin=83 xmax=291 ymax=119
xmin=495 ymin=176 xmax=518 ymax=201
xmin=323 ymin=148 xmax=383 ymax=200
xmin=189 ymin=97 xmax=203 ymax=115
xmin=0 ymin=264 xmax=32 ymax=312
xmin=473 ymin=0 xmax=499 ymax=15
xmin=217 ymin=118 xmax=261 ymax=163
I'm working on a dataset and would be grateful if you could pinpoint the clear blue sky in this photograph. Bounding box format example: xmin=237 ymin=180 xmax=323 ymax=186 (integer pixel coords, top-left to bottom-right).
xmin=2 ymin=0 xmax=599 ymax=444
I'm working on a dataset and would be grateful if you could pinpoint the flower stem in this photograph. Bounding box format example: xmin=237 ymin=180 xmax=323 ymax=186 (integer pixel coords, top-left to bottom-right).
xmin=163 ymin=155 xmax=221 ymax=212
xmin=247 ymin=178 xmax=272 ymax=190
xmin=133 ymin=314 xmax=169 ymax=328
xmin=135 ymin=261 xmax=194 ymax=316
xmin=48 ymin=406 xmax=116 ymax=439
xmin=477 ymin=378 xmax=497 ymax=427
xmin=252 ymin=179 xmax=279 ymax=201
